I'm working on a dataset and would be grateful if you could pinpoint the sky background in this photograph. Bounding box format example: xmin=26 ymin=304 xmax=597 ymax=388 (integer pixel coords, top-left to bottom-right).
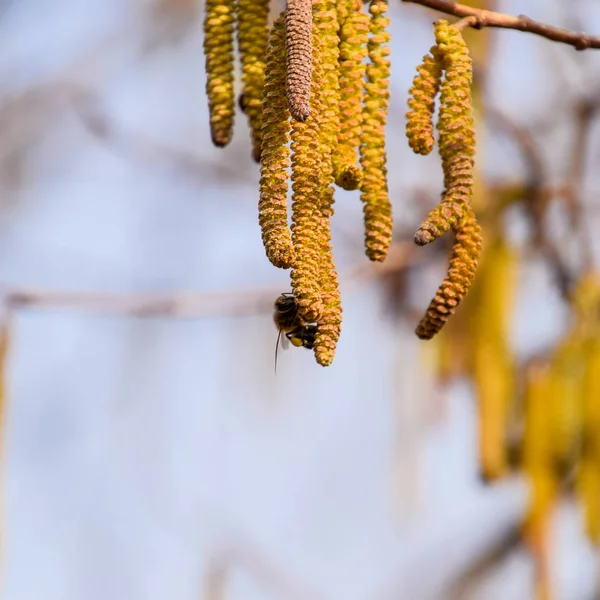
xmin=0 ymin=1 xmax=599 ymax=599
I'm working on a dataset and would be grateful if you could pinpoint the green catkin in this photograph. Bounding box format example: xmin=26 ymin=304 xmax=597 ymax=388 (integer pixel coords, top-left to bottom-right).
xmin=236 ymin=0 xmax=270 ymax=162
xmin=333 ymin=8 xmax=369 ymax=190
xmin=416 ymin=207 xmax=483 ymax=339
xmin=258 ymin=14 xmax=295 ymax=269
xmin=406 ymin=46 xmax=443 ymax=156
xmin=415 ymin=20 xmax=475 ymax=245
xmin=203 ymin=0 xmax=236 ymax=147
xmin=360 ymin=0 xmax=393 ymax=262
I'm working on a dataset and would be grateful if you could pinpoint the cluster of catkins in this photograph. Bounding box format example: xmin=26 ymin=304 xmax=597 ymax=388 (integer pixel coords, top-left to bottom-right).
xmin=203 ymin=2 xmax=481 ymax=364
xmin=203 ymin=0 xmax=392 ymax=366
xmin=406 ymin=19 xmax=483 ymax=340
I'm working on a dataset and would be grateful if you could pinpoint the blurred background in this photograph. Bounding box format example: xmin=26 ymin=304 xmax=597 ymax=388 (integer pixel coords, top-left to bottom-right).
xmin=0 ymin=0 xmax=599 ymax=598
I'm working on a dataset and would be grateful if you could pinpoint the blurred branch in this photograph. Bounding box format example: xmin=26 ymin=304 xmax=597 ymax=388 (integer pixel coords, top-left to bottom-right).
xmin=401 ymin=0 xmax=600 ymax=50
xmin=71 ymin=88 xmax=257 ymax=186
xmin=206 ymin=539 xmax=331 ymax=600
xmin=3 ymin=243 xmax=415 ymax=318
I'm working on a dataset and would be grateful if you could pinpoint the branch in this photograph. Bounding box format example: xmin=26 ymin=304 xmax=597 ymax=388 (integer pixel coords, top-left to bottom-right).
xmin=2 ymin=243 xmax=415 ymax=318
xmin=401 ymin=0 xmax=600 ymax=50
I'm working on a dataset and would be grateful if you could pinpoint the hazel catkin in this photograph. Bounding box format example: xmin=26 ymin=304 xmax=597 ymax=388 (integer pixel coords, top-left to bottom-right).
xmin=258 ymin=13 xmax=295 ymax=269
xmin=285 ymin=0 xmax=313 ymax=121
xmin=236 ymin=0 xmax=270 ymax=162
xmin=203 ymin=0 xmax=236 ymax=147
xmin=360 ymin=0 xmax=393 ymax=262
xmin=416 ymin=207 xmax=482 ymax=340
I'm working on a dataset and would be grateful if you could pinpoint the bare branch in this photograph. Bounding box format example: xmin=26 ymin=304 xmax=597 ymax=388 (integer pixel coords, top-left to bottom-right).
xmin=401 ymin=0 xmax=600 ymax=50
xmin=3 ymin=243 xmax=415 ymax=319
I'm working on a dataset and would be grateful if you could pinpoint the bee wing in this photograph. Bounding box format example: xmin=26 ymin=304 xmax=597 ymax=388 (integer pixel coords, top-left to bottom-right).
xmin=274 ymin=328 xmax=289 ymax=375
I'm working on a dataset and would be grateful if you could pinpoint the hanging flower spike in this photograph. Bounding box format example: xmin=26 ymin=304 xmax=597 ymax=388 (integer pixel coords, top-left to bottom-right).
xmin=416 ymin=207 xmax=482 ymax=339
xmin=415 ymin=20 xmax=475 ymax=245
xmin=289 ymin=19 xmax=327 ymax=323
xmin=406 ymin=46 xmax=443 ymax=156
xmin=312 ymin=0 xmax=342 ymax=366
xmin=285 ymin=0 xmax=313 ymax=121
xmin=360 ymin=0 xmax=393 ymax=262
xmin=258 ymin=13 xmax=295 ymax=269
xmin=236 ymin=0 xmax=270 ymax=162
xmin=333 ymin=8 xmax=369 ymax=191
xmin=203 ymin=0 xmax=236 ymax=147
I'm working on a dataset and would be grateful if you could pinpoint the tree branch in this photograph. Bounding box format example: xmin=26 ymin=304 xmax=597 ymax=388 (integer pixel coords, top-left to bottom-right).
xmin=2 ymin=243 xmax=415 ymax=319
xmin=401 ymin=0 xmax=600 ymax=50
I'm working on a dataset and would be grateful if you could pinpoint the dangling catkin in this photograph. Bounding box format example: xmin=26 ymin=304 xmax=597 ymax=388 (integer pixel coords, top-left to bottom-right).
xmin=359 ymin=0 xmax=393 ymax=262
xmin=416 ymin=207 xmax=482 ymax=339
xmin=333 ymin=8 xmax=369 ymax=190
xmin=406 ymin=46 xmax=443 ymax=156
xmin=258 ymin=13 xmax=295 ymax=269
xmin=236 ymin=0 xmax=270 ymax=162
xmin=289 ymin=18 xmax=326 ymax=323
xmin=203 ymin=0 xmax=236 ymax=147
xmin=313 ymin=0 xmax=342 ymax=366
xmin=415 ymin=20 xmax=475 ymax=246
xmin=285 ymin=0 xmax=313 ymax=121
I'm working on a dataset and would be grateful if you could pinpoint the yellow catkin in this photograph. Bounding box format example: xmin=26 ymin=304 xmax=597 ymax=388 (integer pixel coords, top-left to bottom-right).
xmin=332 ymin=8 xmax=369 ymax=190
xmin=359 ymin=0 xmax=393 ymax=262
xmin=416 ymin=207 xmax=482 ymax=339
xmin=312 ymin=0 xmax=342 ymax=366
xmin=406 ymin=46 xmax=443 ymax=156
xmin=576 ymin=278 xmax=600 ymax=543
xmin=236 ymin=0 xmax=270 ymax=162
xmin=415 ymin=20 xmax=475 ymax=245
xmin=522 ymin=362 xmax=557 ymax=600
xmin=289 ymin=18 xmax=326 ymax=323
xmin=258 ymin=13 xmax=295 ymax=269
xmin=285 ymin=0 xmax=313 ymax=121
xmin=547 ymin=338 xmax=584 ymax=476
xmin=203 ymin=0 xmax=236 ymax=147
xmin=471 ymin=237 xmax=517 ymax=481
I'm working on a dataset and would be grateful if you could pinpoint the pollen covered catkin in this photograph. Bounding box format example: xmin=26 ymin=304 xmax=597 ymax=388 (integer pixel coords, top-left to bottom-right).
xmin=236 ymin=0 xmax=270 ymax=162
xmin=416 ymin=207 xmax=482 ymax=339
xmin=415 ymin=20 xmax=475 ymax=245
xmin=406 ymin=46 xmax=443 ymax=156
xmin=360 ymin=0 xmax=393 ymax=262
xmin=203 ymin=0 xmax=236 ymax=147
xmin=258 ymin=13 xmax=295 ymax=269
xmin=285 ymin=0 xmax=313 ymax=121
xmin=333 ymin=8 xmax=369 ymax=190
xmin=289 ymin=20 xmax=327 ymax=323
xmin=312 ymin=0 xmax=342 ymax=366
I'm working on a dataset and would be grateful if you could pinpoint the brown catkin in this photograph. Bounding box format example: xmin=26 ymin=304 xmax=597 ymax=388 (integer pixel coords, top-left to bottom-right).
xmin=289 ymin=19 xmax=326 ymax=323
xmin=415 ymin=20 xmax=475 ymax=245
xmin=313 ymin=0 xmax=342 ymax=366
xmin=258 ymin=14 xmax=295 ymax=269
xmin=360 ymin=0 xmax=393 ymax=262
xmin=406 ymin=46 xmax=443 ymax=156
xmin=203 ymin=0 xmax=236 ymax=147
xmin=416 ymin=208 xmax=482 ymax=339
xmin=236 ymin=0 xmax=270 ymax=162
xmin=285 ymin=0 xmax=313 ymax=121
xmin=333 ymin=8 xmax=369 ymax=190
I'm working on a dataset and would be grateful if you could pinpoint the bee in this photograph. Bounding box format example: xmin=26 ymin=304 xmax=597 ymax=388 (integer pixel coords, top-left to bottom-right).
xmin=273 ymin=293 xmax=317 ymax=371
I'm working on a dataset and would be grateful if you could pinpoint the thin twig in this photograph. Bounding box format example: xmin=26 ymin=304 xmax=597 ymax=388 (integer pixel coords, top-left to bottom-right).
xmin=402 ymin=0 xmax=600 ymax=50
xmin=2 ymin=243 xmax=414 ymax=319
